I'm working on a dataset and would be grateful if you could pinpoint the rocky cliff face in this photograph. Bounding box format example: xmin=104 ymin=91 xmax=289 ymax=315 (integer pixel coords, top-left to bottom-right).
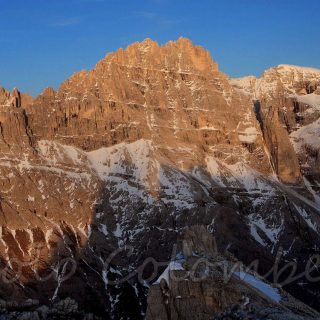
xmin=146 ymin=226 xmax=320 ymax=320
xmin=232 ymin=64 xmax=320 ymax=187
xmin=0 ymin=39 xmax=320 ymax=319
xmin=231 ymin=64 xmax=320 ymax=99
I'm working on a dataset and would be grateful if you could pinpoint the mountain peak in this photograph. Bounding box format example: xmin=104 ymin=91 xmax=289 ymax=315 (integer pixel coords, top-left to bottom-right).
xmin=275 ymin=64 xmax=320 ymax=74
xmin=97 ymin=37 xmax=218 ymax=73
xmin=1 ymin=37 xmax=320 ymax=320
xmin=58 ymin=37 xmax=219 ymax=96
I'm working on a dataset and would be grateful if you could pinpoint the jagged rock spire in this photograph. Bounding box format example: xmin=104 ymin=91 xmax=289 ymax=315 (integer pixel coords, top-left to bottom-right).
xmin=12 ymin=87 xmax=21 ymax=107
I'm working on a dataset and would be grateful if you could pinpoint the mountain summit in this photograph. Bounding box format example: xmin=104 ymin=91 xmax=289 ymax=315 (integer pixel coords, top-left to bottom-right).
xmin=0 ymin=38 xmax=320 ymax=319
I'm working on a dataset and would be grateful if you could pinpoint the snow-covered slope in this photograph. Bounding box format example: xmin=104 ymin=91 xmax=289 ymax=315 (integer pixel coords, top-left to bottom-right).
xmin=294 ymin=92 xmax=320 ymax=110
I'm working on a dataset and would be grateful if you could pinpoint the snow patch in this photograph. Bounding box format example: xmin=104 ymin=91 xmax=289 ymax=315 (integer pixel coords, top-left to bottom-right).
xmin=238 ymin=127 xmax=258 ymax=143
xmin=235 ymin=271 xmax=281 ymax=303
xmin=294 ymin=93 xmax=320 ymax=110
xmin=155 ymin=260 xmax=184 ymax=285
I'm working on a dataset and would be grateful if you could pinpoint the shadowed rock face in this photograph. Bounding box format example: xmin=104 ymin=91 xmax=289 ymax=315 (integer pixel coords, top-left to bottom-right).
xmin=258 ymin=100 xmax=302 ymax=185
xmin=146 ymin=226 xmax=320 ymax=320
xmin=0 ymin=39 xmax=320 ymax=318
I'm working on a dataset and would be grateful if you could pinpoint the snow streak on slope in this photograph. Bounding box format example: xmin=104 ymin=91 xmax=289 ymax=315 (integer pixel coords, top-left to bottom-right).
xmin=290 ymin=118 xmax=320 ymax=151
xmin=36 ymin=139 xmax=320 ymax=255
xmin=37 ymin=139 xmax=201 ymax=212
xmin=248 ymin=215 xmax=283 ymax=248
xmin=294 ymin=93 xmax=320 ymax=110
xmin=206 ymin=157 xmax=275 ymax=196
xmin=235 ymin=271 xmax=281 ymax=303
xmin=87 ymin=139 xmax=153 ymax=183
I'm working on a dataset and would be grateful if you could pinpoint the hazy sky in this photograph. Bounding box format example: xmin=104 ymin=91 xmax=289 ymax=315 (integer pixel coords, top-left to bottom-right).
xmin=0 ymin=0 xmax=319 ymax=96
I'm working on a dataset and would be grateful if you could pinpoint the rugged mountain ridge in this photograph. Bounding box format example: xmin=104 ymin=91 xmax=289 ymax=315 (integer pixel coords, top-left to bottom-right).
xmin=231 ymin=64 xmax=320 ymax=187
xmin=146 ymin=226 xmax=320 ymax=320
xmin=0 ymin=38 xmax=320 ymax=319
